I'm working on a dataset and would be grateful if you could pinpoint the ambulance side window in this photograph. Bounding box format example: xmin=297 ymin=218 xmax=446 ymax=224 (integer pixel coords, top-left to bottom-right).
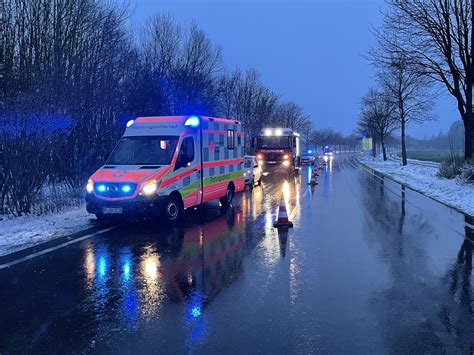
xmin=227 ymin=130 xmax=235 ymax=150
xmin=176 ymin=137 xmax=194 ymax=170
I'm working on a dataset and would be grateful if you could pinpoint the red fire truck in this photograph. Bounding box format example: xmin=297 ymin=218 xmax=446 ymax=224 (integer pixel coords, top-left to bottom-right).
xmin=252 ymin=128 xmax=301 ymax=173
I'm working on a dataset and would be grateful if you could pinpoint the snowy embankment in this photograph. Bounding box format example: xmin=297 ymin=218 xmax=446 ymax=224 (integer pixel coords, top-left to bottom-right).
xmin=358 ymin=155 xmax=474 ymax=216
xmin=0 ymin=206 xmax=94 ymax=257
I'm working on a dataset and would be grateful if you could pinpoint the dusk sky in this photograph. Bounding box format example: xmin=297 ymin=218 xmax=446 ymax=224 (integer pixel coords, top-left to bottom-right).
xmin=131 ymin=0 xmax=459 ymax=138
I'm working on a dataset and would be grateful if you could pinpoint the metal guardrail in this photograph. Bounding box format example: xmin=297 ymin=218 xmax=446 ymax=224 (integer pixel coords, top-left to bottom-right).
xmin=388 ymin=153 xmax=441 ymax=169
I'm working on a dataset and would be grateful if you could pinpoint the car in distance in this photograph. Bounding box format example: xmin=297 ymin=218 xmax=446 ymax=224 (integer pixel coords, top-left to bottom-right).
xmin=300 ymin=149 xmax=316 ymax=165
xmin=244 ymin=155 xmax=262 ymax=187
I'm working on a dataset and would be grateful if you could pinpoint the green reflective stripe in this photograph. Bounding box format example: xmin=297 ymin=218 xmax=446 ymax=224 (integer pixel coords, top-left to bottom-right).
xmin=203 ymin=171 xmax=243 ymax=186
xmin=179 ymin=171 xmax=243 ymax=197
xmin=180 ymin=181 xmax=200 ymax=197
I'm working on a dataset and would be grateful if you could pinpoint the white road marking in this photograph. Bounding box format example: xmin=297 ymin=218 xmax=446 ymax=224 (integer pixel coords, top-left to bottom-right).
xmin=0 ymin=226 xmax=117 ymax=270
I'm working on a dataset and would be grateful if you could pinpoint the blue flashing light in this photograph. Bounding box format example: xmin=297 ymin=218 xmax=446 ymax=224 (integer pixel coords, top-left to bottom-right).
xmin=184 ymin=115 xmax=200 ymax=127
xmin=325 ymin=145 xmax=329 ymax=149
xmin=126 ymin=119 xmax=135 ymax=128
xmin=122 ymin=185 xmax=131 ymax=193
xmin=308 ymin=150 xmax=312 ymax=154
xmin=97 ymin=184 xmax=106 ymax=192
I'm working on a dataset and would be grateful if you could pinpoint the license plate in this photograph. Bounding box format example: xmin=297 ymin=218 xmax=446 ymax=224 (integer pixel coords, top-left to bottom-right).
xmin=268 ymin=161 xmax=277 ymax=164
xmin=102 ymin=207 xmax=123 ymax=214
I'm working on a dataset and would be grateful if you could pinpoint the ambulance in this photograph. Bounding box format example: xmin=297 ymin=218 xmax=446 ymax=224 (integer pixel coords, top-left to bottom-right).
xmin=85 ymin=116 xmax=245 ymax=222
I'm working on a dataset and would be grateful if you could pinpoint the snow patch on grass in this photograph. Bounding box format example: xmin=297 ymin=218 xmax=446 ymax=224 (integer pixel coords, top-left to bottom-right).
xmin=359 ymin=155 xmax=474 ymax=217
xmin=0 ymin=205 xmax=94 ymax=257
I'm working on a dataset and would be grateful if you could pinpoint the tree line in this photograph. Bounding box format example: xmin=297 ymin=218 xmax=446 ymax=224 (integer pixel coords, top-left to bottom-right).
xmin=358 ymin=0 xmax=473 ymax=165
xmin=0 ymin=0 xmax=316 ymax=215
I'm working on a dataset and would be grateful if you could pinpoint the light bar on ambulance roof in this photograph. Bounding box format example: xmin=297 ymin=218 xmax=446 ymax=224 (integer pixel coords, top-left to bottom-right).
xmin=126 ymin=119 xmax=135 ymax=128
xmin=184 ymin=115 xmax=200 ymax=127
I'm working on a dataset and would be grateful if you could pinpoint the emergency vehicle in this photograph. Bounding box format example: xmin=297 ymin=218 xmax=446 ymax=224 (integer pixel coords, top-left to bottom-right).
xmin=85 ymin=116 xmax=245 ymax=222
xmin=252 ymin=128 xmax=301 ymax=173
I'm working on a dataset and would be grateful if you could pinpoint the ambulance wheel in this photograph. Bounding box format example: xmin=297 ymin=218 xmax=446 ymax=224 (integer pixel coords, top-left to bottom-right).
xmin=165 ymin=195 xmax=183 ymax=222
xmin=220 ymin=185 xmax=234 ymax=207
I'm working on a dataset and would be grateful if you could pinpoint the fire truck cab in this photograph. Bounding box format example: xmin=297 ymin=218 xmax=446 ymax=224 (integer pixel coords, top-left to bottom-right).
xmin=253 ymin=128 xmax=301 ymax=173
xmin=85 ymin=116 xmax=245 ymax=222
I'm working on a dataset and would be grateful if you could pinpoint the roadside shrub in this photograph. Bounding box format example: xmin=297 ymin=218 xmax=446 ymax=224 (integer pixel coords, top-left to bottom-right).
xmin=437 ymin=157 xmax=463 ymax=179
xmin=459 ymin=161 xmax=474 ymax=184
xmin=0 ymin=113 xmax=72 ymax=216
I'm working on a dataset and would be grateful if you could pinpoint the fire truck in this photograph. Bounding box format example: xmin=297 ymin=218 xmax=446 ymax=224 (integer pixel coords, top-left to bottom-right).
xmin=252 ymin=128 xmax=301 ymax=173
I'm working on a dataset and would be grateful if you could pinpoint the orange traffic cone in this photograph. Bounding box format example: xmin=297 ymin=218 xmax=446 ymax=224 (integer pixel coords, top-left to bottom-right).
xmin=273 ymin=194 xmax=293 ymax=228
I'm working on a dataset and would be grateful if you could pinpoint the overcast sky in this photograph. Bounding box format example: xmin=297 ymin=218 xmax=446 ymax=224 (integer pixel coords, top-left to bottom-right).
xmin=131 ymin=0 xmax=459 ymax=138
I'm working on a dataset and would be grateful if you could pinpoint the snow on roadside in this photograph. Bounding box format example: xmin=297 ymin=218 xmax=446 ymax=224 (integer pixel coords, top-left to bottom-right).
xmin=358 ymin=155 xmax=474 ymax=217
xmin=0 ymin=206 xmax=95 ymax=257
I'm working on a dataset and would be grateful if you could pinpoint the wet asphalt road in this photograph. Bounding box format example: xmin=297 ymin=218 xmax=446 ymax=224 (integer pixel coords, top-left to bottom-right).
xmin=1 ymin=154 xmax=474 ymax=353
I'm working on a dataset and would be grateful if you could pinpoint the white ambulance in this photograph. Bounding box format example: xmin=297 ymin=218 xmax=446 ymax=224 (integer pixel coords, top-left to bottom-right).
xmin=85 ymin=116 xmax=245 ymax=222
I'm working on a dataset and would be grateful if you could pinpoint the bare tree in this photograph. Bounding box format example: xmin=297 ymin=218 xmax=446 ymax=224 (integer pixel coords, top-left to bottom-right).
xmin=375 ymin=53 xmax=434 ymax=165
xmin=141 ymin=16 xmax=223 ymax=115
xmin=273 ymin=101 xmax=311 ymax=133
xmin=360 ymin=87 xmax=398 ymax=160
xmin=218 ymin=69 xmax=279 ymax=147
xmin=381 ymin=0 xmax=473 ymax=160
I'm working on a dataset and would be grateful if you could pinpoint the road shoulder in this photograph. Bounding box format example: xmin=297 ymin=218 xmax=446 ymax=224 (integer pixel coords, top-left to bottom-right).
xmin=357 ymin=155 xmax=474 ymax=217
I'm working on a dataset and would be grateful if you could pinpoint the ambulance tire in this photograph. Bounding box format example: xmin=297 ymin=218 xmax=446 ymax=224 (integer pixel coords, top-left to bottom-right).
xmin=220 ymin=185 xmax=234 ymax=207
xmin=165 ymin=195 xmax=183 ymax=223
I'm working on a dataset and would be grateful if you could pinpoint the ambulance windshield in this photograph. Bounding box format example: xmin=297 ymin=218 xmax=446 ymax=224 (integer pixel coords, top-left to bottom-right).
xmin=107 ymin=136 xmax=179 ymax=165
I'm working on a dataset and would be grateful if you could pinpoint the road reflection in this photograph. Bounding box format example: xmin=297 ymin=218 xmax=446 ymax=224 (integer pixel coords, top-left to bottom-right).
xmin=80 ymin=204 xmax=251 ymax=348
xmin=359 ymin=170 xmax=474 ymax=352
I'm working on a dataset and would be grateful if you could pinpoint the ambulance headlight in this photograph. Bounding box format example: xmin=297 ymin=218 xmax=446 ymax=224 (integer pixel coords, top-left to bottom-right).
xmin=257 ymin=154 xmax=263 ymax=159
xmin=283 ymin=154 xmax=290 ymax=160
xmin=141 ymin=179 xmax=160 ymax=195
xmin=86 ymin=179 xmax=94 ymax=193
